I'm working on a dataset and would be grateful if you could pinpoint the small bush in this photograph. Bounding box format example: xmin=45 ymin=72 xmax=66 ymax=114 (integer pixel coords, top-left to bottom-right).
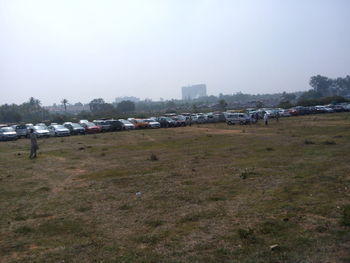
xmin=14 ymin=226 xmax=34 ymax=234
xmin=179 ymin=213 xmax=201 ymax=223
xmin=37 ymin=186 xmax=50 ymax=192
xmin=304 ymin=139 xmax=315 ymax=145
xmin=259 ymin=220 xmax=287 ymax=235
xmin=322 ymin=140 xmax=336 ymax=145
xmin=76 ymin=206 xmax=92 ymax=212
xmin=136 ymin=234 xmax=161 ymax=245
xmin=149 ymin=152 xmax=158 ymax=161
xmin=145 ymin=219 xmax=164 ymax=228
xmin=341 ymin=205 xmax=350 ymax=226
xmin=239 ymin=168 xmax=257 ymax=179
xmin=208 ymin=195 xmax=227 ymax=201
xmin=237 ymin=228 xmax=257 ymax=243
xmin=266 ymin=147 xmax=274 ymax=151
xmin=14 ymin=215 xmax=27 ymax=221
xmin=119 ymin=204 xmax=131 ymax=210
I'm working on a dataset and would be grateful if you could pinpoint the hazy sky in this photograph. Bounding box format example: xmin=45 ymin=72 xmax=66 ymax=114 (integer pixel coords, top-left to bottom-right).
xmin=1 ymin=0 xmax=349 ymax=105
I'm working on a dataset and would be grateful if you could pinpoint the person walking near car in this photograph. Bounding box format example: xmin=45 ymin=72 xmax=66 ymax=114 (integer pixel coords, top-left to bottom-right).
xmin=275 ymin=112 xmax=279 ymax=122
xmin=264 ymin=112 xmax=269 ymax=126
xmin=29 ymin=128 xmax=39 ymax=159
xmin=254 ymin=112 xmax=259 ymax=124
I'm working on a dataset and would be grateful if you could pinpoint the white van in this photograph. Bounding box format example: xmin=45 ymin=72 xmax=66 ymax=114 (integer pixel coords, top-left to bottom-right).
xmin=225 ymin=113 xmax=250 ymax=125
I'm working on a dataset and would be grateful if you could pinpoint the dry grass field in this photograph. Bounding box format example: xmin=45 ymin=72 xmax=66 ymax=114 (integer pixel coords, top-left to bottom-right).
xmin=1 ymin=113 xmax=350 ymax=263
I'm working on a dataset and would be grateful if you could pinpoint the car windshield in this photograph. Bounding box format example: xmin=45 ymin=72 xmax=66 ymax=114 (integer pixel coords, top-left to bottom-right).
xmin=1 ymin=127 xmax=14 ymax=132
xmin=34 ymin=126 xmax=46 ymax=130
xmin=71 ymin=123 xmax=81 ymax=128
xmin=53 ymin=125 xmax=65 ymax=129
xmin=120 ymin=120 xmax=132 ymax=124
xmin=16 ymin=125 xmax=27 ymax=129
xmin=86 ymin=122 xmax=95 ymax=127
xmin=165 ymin=117 xmax=173 ymax=121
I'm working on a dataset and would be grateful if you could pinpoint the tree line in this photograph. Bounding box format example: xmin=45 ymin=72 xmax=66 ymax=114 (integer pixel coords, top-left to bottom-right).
xmin=1 ymin=75 xmax=349 ymax=124
xmin=278 ymin=75 xmax=350 ymax=108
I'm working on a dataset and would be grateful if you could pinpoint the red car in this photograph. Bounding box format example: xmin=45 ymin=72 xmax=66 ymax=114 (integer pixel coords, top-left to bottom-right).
xmin=81 ymin=122 xmax=101 ymax=133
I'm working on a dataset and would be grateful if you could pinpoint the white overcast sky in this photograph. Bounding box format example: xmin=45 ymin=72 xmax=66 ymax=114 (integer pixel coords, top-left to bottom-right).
xmin=0 ymin=0 xmax=349 ymax=105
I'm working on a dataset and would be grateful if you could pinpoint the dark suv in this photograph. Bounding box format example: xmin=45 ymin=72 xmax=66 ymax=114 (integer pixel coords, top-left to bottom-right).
xmin=156 ymin=117 xmax=176 ymax=128
xmin=105 ymin=119 xmax=124 ymax=131
xmin=63 ymin=122 xmax=86 ymax=135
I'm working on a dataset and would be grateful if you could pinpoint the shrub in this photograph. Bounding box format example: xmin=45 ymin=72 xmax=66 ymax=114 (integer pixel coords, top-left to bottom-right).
xmin=14 ymin=226 xmax=34 ymax=234
xmin=341 ymin=205 xmax=350 ymax=226
xmin=322 ymin=140 xmax=336 ymax=145
xmin=304 ymin=139 xmax=315 ymax=145
xmin=149 ymin=152 xmax=158 ymax=161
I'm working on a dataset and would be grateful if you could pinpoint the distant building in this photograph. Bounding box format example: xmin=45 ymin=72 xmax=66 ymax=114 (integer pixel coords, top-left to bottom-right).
xmin=182 ymin=84 xmax=207 ymax=100
xmin=45 ymin=104 xmax=90 ymax=114
xmin=115 ymin=96 xmax=140 ymax=103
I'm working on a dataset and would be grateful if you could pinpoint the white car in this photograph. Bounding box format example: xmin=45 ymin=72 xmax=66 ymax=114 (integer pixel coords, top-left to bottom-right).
xmin=48 ymin=125 xmax=70 ymax=137
xmin=278 ymin=109 xmax=291 ymax=117
xmin=119 ymin=119 xmax=135 ymax=130
xmin=33 ymin=125 xmax=50 ymax=137
xmin=143 ymin=119 xmax=161 ymax=128
xmin=0 ymin=127 xmax=18 ymax=141
xmin=225 ymin=113 xmax=250 ymax=125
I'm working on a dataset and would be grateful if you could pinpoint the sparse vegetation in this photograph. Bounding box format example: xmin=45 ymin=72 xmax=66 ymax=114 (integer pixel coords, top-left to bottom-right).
xmin=149 ymin=152 xmax=158 ymax=161
xmin=304 ymin=139 xmax=315 ymax=145
xmin=0 ymin=113 xmax=349 ymax=262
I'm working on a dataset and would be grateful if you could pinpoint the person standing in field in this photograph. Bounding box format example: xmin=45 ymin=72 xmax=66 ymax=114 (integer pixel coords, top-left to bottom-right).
xmin=264 ymin=112 xmax=269 ymax=126
xmin=29 ymin=128 xmax=39 ymax=159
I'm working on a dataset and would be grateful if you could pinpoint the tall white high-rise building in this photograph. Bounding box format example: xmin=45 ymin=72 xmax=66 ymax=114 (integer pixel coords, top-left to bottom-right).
xmin=182 ymin=84 xmax=207 ymax=100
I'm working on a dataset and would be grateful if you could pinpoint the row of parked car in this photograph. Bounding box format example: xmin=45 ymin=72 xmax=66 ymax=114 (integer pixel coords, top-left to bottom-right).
xmin=1 ymin=103 xmax=349 ymax=141
xmin=0 ymin=115 xmax=194 ymax=141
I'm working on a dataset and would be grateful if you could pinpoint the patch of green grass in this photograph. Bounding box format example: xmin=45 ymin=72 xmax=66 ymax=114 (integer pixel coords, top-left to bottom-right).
xmin=135 ymin=234 xmax=163 ymax=245
xmin=14 ymin=226 xmax=34 ymax=234
xmin=341 ymin=204 xmax=350 ymax=226
xmin=37 ymin=218 xmax=87 ymax=236
xmin=304 ymin=139 xmax=315 ymax=145
xmin=144 ymin=219 xmax=164 ymax=228
xmin=76 ymin=205 xmax=92 ymax=213
xmin=322 ymin=140 xmax=336 ymax=145
xmin=119 ymin=204 xmax=132 ymax=210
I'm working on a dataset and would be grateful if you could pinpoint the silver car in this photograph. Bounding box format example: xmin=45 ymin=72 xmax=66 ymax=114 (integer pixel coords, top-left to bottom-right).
xmin=0 ymin=127 xmax=18 ymax=141
xmin=119 ymin=119 xmax=135 ymax=130
xmin=12 ymin=124 xmax=29 ymax=138
xmin=143 ymin=119 xmax=161 ymax=128
xmin=33 ymin=125 xmax=50 ymax=138
xmin=48 ymin=125 xmax=70 ymax=137
xmin=225 ymin=113 xmax=251 ymax=125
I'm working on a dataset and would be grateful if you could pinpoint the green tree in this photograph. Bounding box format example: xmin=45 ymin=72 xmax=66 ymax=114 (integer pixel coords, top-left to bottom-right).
xmin=277 ymin=100 xmax=293 ymax=109
xmin=218 ymin=99 xmax=228 ymax=111
xmin=166 ymin=100 xmax=176 ymax=110
xmin=61 ymin=99 xmax=68 ymax=112
xmin=116 ymin=100 xmax=135 ymax=112
xmin=256 ymin=101 xmax=264 ymax=108
xmin=309 ymin=75 xmax=332 ymax=97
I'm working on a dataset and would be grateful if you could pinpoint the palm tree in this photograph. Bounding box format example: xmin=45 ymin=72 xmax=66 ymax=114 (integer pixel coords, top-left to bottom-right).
xmin=61 ymin=99 xmax=68 ymax=112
